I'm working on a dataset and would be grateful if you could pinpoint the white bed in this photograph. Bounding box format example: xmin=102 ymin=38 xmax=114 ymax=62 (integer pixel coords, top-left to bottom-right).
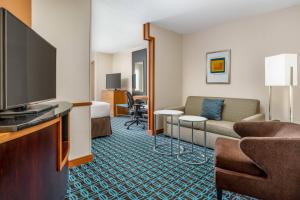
xmin=91 ymin=101 xmax=110 ymax=118
xmin=91 ymin=101 xmax=112 ymax=138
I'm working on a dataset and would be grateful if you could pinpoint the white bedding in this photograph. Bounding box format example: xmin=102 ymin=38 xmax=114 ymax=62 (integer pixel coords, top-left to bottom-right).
xmin=91 ymin=101 xmax=111 ymax=118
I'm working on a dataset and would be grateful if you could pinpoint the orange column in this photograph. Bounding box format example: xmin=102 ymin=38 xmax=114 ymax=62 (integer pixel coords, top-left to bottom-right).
xmin=0 ymin=0 xmax=32 ymax=27
xmin=143 ymin=23 xmax=155 ymax=135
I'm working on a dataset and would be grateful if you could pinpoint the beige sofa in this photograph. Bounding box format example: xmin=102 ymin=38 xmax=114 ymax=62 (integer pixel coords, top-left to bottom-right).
xmin=164 ymin=96 xmax=265 ymax=149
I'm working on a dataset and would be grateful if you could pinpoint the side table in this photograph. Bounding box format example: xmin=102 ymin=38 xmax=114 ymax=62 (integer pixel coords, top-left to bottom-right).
xmin=153 ymin=110 xmax=184 ymax=156
xmin=177 ymin=115 xmax=209 ymax=164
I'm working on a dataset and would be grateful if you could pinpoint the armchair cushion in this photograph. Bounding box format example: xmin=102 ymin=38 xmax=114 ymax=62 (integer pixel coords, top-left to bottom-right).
xmin=234 ymin=122 xmax=282 ymax=138
xmin=215 ymin=138 xmax=266 ymax=177
xmin=234 ymin=121 xmax=300 ymax=138
xmin=240 ymin=137 xmax=300 ymax=176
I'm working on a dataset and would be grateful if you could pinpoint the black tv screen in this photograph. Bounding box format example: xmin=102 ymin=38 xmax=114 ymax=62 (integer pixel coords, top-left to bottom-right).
xmin=106 ymin=73 xmax=121 ymax=89
xmin=0 ymin=8 xmax=56 ymax=110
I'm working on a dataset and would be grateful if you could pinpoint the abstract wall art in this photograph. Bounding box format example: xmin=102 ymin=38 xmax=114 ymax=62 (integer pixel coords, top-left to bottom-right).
xmin=206 ymin=50 xmax=231 ymax=84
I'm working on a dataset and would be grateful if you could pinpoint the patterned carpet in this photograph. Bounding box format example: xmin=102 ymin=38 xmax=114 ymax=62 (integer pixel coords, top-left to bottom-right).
xmin=66 ymin=117 xmax=255 ymax=200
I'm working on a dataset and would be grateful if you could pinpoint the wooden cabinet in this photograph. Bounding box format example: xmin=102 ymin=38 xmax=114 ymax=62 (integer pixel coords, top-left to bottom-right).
xmin=0 ymin=102 xmax=71 ymax=200
xmin=0 ymin=117 xmax=69 ymax=200
xmin=101 ymin=90 xmax=128 ymax=116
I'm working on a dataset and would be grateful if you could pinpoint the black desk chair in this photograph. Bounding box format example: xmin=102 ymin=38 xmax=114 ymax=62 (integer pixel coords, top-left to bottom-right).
xmin=124 ymin=91 xmax=148 ymax=130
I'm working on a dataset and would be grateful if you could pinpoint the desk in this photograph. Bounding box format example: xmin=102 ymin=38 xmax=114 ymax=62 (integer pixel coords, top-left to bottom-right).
xmin=133 ymin=95 xmax=148 ymax=101
xmin=101 ymin=90 xmax=128 ymax=116
xmin=133 ymin=96 xmax=148 ymax=110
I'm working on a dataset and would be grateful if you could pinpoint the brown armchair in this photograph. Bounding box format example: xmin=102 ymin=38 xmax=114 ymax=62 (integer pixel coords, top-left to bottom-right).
xmin=215 ymin=122 xmax=300 ymax=200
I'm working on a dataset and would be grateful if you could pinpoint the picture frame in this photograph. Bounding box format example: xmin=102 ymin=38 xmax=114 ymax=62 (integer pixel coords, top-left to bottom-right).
xmin=206 ymin=49 xmax=231 ymax=84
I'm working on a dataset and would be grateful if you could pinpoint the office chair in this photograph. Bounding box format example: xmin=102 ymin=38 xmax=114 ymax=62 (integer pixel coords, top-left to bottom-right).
xmin=124 ymin=91 xmax=148 ymax=130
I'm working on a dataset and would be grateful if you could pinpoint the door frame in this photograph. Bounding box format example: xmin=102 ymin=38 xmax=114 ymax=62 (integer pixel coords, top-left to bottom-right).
xmin=143 ymin=23 xmax=155 ymax=135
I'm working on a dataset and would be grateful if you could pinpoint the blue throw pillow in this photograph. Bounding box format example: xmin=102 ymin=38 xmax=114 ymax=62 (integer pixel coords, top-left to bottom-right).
xmin=201 ymin=98 xmax=224 ymax=120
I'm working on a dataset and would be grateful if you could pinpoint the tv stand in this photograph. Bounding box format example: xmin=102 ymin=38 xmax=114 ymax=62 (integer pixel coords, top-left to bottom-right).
xmin=0 ymin=103 xmax=58 ymax=117
xmin=0 ymin=102 xmax=72 ymax=200
xmin=11 ymin=105 xmax=28 ymax=112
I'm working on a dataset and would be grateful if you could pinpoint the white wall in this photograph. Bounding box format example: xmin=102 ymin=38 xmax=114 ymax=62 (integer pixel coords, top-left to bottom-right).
xmin=112 ymin=51 xmax=133 ymax=91
xmin=94 ymin=53 xmax=113 ymax=101
xmin=150 ymin=24 xmax=183 ymax=128
xmin=112 ymin=45 xmax=148 ymax=92
xmin=151 ymin=24 xmax=183 ymax=109
xmin=182 ymin=6 xmax=300 ymax=123
xmin=93 ymin=45 xmax=147 ymax=97
xmin=32 ymin=0 xmax=92 ymax=160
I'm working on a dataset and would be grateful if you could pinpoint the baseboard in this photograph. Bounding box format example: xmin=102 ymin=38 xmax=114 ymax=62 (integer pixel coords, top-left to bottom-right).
xmin=147 ymin=129 xmax=153 ymax=135
xmin=147 ymin=128 xmax=164 ymax=135
xmin=68 ymin=154 xmax=93 ymax=168
xmin=156 ymin=128 xmax=164 ymax=134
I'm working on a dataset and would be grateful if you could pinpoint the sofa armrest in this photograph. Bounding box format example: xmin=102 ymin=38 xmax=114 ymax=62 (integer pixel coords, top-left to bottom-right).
xmin=240 ymin=137 xmax=300 ymax=176
xmin=163 ymin=106 xmax=185 ymax=131
xmin=164 ymin=106 xmax=185 ymax=112
xmin=241 ymin=113 xmax=265 ymax=122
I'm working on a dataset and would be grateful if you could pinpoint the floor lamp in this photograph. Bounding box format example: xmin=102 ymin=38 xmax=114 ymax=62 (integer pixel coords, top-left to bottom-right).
xmin=265 ymin=54 xmax=298 ymax=122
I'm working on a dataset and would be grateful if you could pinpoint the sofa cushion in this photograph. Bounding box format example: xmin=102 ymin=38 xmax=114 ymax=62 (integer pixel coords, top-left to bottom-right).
xmin=206 ymin=120 xmax=239 ymax=138
xmin=201 ymin=98 xmax=224 ymax=120
xmin=185 ymin=96 xmax=260 ymax=122
xmin=215 ymin=138 xmax=266 ymax=177
xmin=222 ymin=98 xmax=260 ymax=122
xmin=166 ymin=117 xmax=239 ymax=138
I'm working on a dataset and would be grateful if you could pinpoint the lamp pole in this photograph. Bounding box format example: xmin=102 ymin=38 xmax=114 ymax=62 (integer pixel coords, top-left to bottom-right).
xmin=268 ymin=86 xmax=272 ymax=121
xmin=289 ymin=66 xmax=293 ymax=123
xmin=265 ymin=54 xmax=297 ymax=123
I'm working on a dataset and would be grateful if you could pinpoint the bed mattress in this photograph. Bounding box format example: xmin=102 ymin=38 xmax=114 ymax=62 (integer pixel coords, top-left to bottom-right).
xmin=91 ymin=101 xmax=111 ymax=118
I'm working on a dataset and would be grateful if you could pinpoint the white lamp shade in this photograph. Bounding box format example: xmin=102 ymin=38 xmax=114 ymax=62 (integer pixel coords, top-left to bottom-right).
xmin=265 ymin=54 xmax=298 ymax=86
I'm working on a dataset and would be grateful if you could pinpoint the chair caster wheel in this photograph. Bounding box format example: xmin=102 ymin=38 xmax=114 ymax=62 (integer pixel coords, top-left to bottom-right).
xmin=127 ymin=127 xmax=130 ymax=130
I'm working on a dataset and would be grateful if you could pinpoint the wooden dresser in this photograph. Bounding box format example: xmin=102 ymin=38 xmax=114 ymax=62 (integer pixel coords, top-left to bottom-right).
xmin=101 ymin=90 xmax=128 ymax=116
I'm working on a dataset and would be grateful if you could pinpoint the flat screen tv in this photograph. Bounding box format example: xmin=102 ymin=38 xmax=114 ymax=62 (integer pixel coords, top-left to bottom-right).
xmin=106 ymin=73 xmax=121 ymax=89
xmin=0 ymin=8 xmax=56 ymax=111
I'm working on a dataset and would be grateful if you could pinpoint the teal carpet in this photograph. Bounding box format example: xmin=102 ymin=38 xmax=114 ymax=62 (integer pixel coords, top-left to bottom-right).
xmin=66 ymin=117 xmax=255 ymax=200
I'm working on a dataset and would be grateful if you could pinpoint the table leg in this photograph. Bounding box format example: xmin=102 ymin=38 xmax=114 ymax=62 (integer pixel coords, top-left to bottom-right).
xmin=177 ymin=119 xmax=209 ymax=165
xmin=192 ymin=122 xmax=194 ymax=153
xmin=154 ymin=114 xmax=156 ymax=148
xmin=204 ymin=121 xmax=207 ymax=160
xmin=178 ymin=119 xmax=181 ymax=155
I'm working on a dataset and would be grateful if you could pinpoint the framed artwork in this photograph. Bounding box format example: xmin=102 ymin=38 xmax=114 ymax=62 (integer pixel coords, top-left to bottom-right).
xmin=206 ymin=49 xmax=231 ymax=84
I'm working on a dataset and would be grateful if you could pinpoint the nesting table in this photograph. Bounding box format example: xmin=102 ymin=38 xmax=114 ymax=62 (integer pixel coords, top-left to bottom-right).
xmin=177 ymin=115 xmax=208 ymax=165
xmin=153 ymin=110 xmax=184 ymax=156
xmin=153 ymin=110 xmax=209 ymax=165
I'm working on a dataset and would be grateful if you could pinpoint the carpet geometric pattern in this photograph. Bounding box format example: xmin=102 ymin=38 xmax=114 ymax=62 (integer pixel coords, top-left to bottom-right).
xmin=66 ymin=117 xmax=256 ymax=200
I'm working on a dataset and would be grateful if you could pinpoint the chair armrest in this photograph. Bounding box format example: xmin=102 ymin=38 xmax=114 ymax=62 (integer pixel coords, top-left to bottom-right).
xmin=240 ymin=137 xmax=300 ymax=176
xmin=233 ymin=121 xmax=285 ymax=138
xmin=241 ymin=113 xmax=265 ymax=122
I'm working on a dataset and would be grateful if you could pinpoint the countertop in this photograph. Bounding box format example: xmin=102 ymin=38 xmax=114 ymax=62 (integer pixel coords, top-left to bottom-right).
xmin=0 ymin=101 xmax=72 ymax=132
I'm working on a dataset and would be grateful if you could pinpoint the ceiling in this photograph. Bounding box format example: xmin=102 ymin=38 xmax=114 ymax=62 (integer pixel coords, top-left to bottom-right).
xmin=92 ymin=0 xmax=300 ymax=53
